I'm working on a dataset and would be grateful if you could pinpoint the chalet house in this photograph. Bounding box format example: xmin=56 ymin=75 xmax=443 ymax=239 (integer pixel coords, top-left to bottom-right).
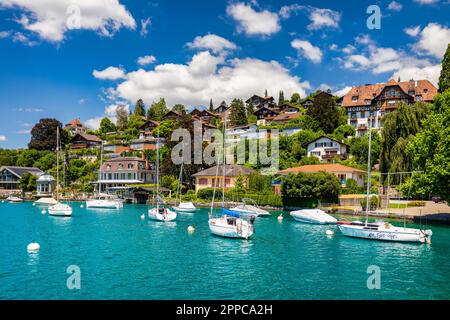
xmin=162 ymin=110 xmax=184 ymax=121
xmin=190 ymin=109 xmax=218 ymax=123
xmin=272 ymin=112 xmax=301 ymax=123
xmin=253 ymin=106 xmax=279 ymax=126
xmin=276 ymin=103 xmax=299 ymax=113
xmin=214 ymin=102 xmax=228 ymax=114
xmin=64 ymin=118 xmax=87 ymax=136
xmin=246 ymin=95 xmax=276 ymax=108
xmin=103 ymin=142 xmax=131 ymax=155
xmin=342 ymin=79 xmax=437 ymax=136
xmin=139 ymin=120 xmax=159 ymax=139
xmin=0 ymin=166 xmax=44 ymax=190
xmin=226 ymin=123 xmax=267 ymax=142
xmin=305 ymin=136 xmax=349 ymax=162
xmin=193 ymin=165 xmax=254 ymax=192
xmin=97 ymin=157 xmax=155 ymax=192
xmin=70 ymin=133 xmax=103 ymax=150
xmin=278 ymin=164 xmax=365 ymax=187
xmin=130 ymin=138 xmax=158 ymax=151
xmin=300 ymin=98 xmax=314 ymax=109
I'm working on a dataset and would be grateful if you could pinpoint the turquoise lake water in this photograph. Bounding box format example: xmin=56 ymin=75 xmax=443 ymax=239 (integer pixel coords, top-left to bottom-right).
xmin=1 ymin=201 xmax=449 ymax=300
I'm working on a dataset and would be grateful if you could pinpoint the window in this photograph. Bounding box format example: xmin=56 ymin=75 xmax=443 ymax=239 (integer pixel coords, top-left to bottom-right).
xmin=360 ymin=111 xmax=365 ymax=118
xmin=416 ymin=95 xmax=422 ymax=101
xmin=311 ymin=151 xmax=321 ymax=157
xmin=352 ymin=96 xmax=358 ymax=101
xmin=424 ymin=89 xmax=428 ymax=93
xmin=225 ymin=178 xmax=231 ymax=187
xmin=408 ymin=90 xmax=414 ymax=96
xmin=118 ymin=163 xmax=123 ymax=170
xmin=106 ymin=165 xmax=111 ymax=171
xmin=390 ymin=89 xmax=395 ymax=96
xmin=364 ymin=99 xmax=371 ymax=105
xmin=128 ymin=163 xmax=134 ymax=169
xmin=199 ymin=178 xmax=208 ymax=185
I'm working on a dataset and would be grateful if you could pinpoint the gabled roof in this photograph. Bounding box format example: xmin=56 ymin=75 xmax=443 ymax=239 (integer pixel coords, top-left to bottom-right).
xmin=139 ymin=120 xmax=159 ymax=129
xmin=0 ymin=166 xmax=44 ymax=178
xmin=193 ymin=165 xmax=254 ymax=177
xmin=342 ymin=79 xmax=437 ymax=107
xmin=65 ymin=118 xmax=86 ymax=128
xmin=304 ymin=135 xmax=349 ymax=147
xmin=278 ymin=164 xmax=366 ymax=175
xmin=71 ymin=133 xmax=102 ymax=143
xmin=253 ymin=106 xmax=279 ymax=115
xmin=272 ymin=112 xmax=301 ymax=122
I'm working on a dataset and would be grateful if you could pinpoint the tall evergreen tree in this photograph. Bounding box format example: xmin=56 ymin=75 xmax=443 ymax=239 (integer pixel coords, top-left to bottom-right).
xmin=438 ymin=44 xmax=450 ymax=93
xmin=116 ymin=105 xmax=128 ymax=130
xmin=246 ymin=101 xmax=255 ymax=116
xmin=306 ymin=93 xmax=340 ymax=134
xmin=278 ymin=90 xmax=285 ymax=105
xmin=209 ymin=98 xmax=214 ymax=111
xmin=147 ymin=98 xmax=168 ymax=120
xmin=134 ymin=99 xmax=146 ymax=116
xmin=229 ymin=98 xmax=248 ymax=126
xmin=264 ymin=89 xmax=268 ymax=97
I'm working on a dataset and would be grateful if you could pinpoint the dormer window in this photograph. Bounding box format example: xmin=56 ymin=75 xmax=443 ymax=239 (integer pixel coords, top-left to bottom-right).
xmin=408 ymin=90 xmax=414 ymax=96
xmin=106 ymin=165 xmax=111 ymax=171
xmin=424 ymin=89 xmax=428 ymax=93
xmin=118 ymin=163 xmax=124 ymax=170
xmin=352 ymin=96 xmax=358 ymax=102
xmin=128 ymin=163 xmax=134 ymax=169
xmin=390 ymin=89 xmax=395 ymax=96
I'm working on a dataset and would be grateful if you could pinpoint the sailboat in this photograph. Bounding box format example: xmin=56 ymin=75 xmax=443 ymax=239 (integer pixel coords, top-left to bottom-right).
xmin=148 ymin=136 xmax=177 ymax=221
xmin=48 ymin=127 xmax=72 ymax=217
xmin=172 ymin=162 xmax=197 ymax=213
xmin=338 ymin=118 xmax=432 ymax=243
xmin=208 ymin=112 xmax=255 ymax=239
xmin=86 ymin=141 xmax=123 ymax=209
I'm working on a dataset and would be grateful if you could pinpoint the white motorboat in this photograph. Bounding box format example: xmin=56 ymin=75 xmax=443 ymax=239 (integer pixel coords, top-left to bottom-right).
xmin=209 ymin=209 xmax=255 ymax=239
xmin=230 ymin=198 xmax=270 ymax=217
xmin=148 ymin=206 xmax=177 ymax=221
xmin=48 ymin=127 xmax=72 ymax=217
xmin=86 ymin=195 xmax=123 ymax=209
xmin=173 ymin=201 xmax=197 ymax=212
xmin=338 ymin=119 xmax=432 ymax=243
xmin=290 ymin=209 xmax=337 ymax=224
xmin=34 ymin=197 xmax=58 ymax=206
xmin=146 ymin=134 xmax=177 ymax=222
xmin=338 ymin=221 xmax=432 ymax=243
xmin=208 ymin=111 xmax=254 ymax=239
xmin=6 ymin=196 xmax=23 ymax=202
xmin=48 ymin=202 xmax=72 ymax=217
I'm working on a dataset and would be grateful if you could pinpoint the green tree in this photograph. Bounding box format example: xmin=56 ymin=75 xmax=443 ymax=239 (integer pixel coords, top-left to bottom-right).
xmin=172 ymin=104 xmax=186 ymax=114
xmin=229 ymin=98 xmax=248 ymax=126
xmin=33 ymin=152 xmax=56 ymax=171
xmin=19 ymin=172 xmax=37 ymax=192
xmin=246 ymin=101 xmax=255 ymax=116
xmin=438 ymin=44 xmax=450 ymax=93
xmin=281 ymin=172 xmax=341 ymax=202
xmin=147 ymin=98 xmax=168 ymax=121
xmin=332 ymin=124 xmax=355 ymax=141
xmin=99 ymin=117 xmax=117 ymax=134
xmin=380 ymin=102 xmax=430 ymax=182
xmin=278 ymin=90 xmax=285 ymax=105
xmin=306 ymin=93 xmax=341 ymax=134
xmin=290 ymin=93 xmax=301 ymax=104
xmin=349 ymin=130 xmax=381 ymax=166
xmin=134 ymin=99 xmax=146 ymax=117
xmin=264 ymin=89 xmax=268 ymax=97
xmin=116 ymin=105 xmax=128 ymax=130
xmin=404 ymin=91 xmax=450 ymax=200
xmin=209 ymin=98 xmax=214 ymax=111
xmin=29 ymin=119 xmax=68 ymax=151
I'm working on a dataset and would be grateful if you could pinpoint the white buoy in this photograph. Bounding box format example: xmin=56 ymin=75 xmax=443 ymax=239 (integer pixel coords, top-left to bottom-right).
xmin=140 ymin=214 xmax=145 ymax=220
xmin=32 ymin=203 xmax=36 ymax=206
xmin=326 ymin=229 xmax=334 ymax=236
xmin=277 ymin=214 xmax=283 ymax=221
xmin=41 ymin=209 xmax=46 ymax=214
xmin=187 ymin=225 xmax=195 ymax=233
xmin=27 ymin=242 xmax=40 ymax=253
xmin=80 ymin=204 xmax=84 ymax=208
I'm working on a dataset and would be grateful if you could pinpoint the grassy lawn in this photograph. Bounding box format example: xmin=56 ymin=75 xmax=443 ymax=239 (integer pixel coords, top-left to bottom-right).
xmin=389 ymin=203 xmax=408 ymax=209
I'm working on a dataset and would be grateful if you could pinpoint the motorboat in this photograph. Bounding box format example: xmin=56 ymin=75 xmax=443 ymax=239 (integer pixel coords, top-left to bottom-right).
xmin=173 ymin=201 xmax=197 ymax=212
xmin=34 ymin=197 xmax=58 ymax=206
xmin=230 ymin=198 xmax=270 ymax=217
xmin=48 ymin=202 xmax=72 ymax=217
xmin=6 ymin=196 xmax=23 ymax=202
xmin=290 ymin=209 xmax=337 ymax=224
xmin=86 ymin=194 xmax=123 ymax=209
xmin=209 ymin=208 xmax=255 ymax=239
xmin=148 ymin=206 xmax=177 ymax=221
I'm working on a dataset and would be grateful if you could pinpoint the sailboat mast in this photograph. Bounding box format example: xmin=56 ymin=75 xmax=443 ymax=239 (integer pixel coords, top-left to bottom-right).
xmin=156 ymin=133 xmax=160 ymax=208
xmin=365 ymin=115 xmax=373 ymax=226
xmin=222 ymin=109 xmax=226 ymax=207
xmin=56 ymin=126 xmax=59 ymax=201
xmin=177 ymin=162 xmax=184 ymax=206
xmin=98 ymin=141 xmax=103 ymax=194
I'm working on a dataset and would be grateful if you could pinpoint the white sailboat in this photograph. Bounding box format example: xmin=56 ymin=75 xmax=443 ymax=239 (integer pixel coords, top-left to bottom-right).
xmin=86 ymin=142 xmax=122 ymax=209
xmin=208 ymin=112 xmax=255 ymax=239
xmin=48 ymin=127 xmax=72 ymax=217
xmin=290 ymin=208 xmax=337 ymax=224
xmin=172 ymin=162 xmax=197 ymax=213
xmin=230 ymin=198 xmax=270 ymax=217
xmin=338 ymin=119 xmax=432 ymax=243
xmin=148 ymin=136 xmax=177 ymax=221
xmin=6 ymin=195 xmax=23 ymax=202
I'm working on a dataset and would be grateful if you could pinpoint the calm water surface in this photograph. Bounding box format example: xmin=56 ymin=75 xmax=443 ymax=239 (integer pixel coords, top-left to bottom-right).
xmin=1 ymin=201 xmax=449 ymax=299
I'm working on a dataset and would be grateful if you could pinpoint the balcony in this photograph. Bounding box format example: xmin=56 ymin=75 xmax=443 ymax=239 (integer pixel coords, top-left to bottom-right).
xmin=357 ymin=124 xmax=368 ymax=131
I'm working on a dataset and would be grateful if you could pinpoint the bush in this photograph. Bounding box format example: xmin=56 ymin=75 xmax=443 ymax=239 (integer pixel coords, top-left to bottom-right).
xmin=197 ymin=188 xmax=222 ymax=200
xmin=181 ymin=190 xmax=196 ymax=201
xmin=360 ymin=196 xmax=379 ymax=210
xmin=281 ymin=171 xmax=341 ymax=202
xmin=408 ymin=201 xmax=426 ymax=207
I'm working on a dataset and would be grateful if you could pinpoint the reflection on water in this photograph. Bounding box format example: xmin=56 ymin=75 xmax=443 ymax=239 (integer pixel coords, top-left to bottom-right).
xmin=27 ymin=253 xmax=40 ymax=273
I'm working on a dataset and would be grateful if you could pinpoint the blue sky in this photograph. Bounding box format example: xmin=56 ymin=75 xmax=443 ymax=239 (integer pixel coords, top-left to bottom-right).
xmin=0 ymin=0 xmax=449 ymax=148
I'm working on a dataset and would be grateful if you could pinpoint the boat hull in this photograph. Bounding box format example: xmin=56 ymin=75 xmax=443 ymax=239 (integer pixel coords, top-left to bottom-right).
xmin=86 ymin=199 xmax=122 ymax=209
xmin=209 ymin=218 xmax=254 ymax=239
xmin=290 ymin=209 xmax=337 ymax=224
xmin=229 ymin=205 xmax=270 ymax=217
xmin=338 ymin=224 xmax=431 ymax=243
xmin=48 ymin=204 xmax=72 ymax=217
xmin=148 ymin=208 xmax=177 ymax=221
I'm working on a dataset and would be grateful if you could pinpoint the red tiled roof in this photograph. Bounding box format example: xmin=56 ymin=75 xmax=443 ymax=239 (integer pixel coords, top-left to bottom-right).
xmin=272 ymin=112 xmax=301 ymax=122
xmin=342 ymin=79 xmax=437 ymax=107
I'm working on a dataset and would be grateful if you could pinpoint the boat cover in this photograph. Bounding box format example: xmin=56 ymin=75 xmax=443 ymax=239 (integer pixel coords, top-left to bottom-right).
xmin=221 ymin=208 xmax=240 ymax=218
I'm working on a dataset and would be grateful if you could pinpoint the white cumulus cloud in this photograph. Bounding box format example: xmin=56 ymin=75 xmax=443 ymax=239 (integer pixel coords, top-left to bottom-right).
xmin=137 ymin=55 xmax=157 ymax=66
xmin=0 ymin=135 xmax=7 ymax=141
xmin=186 ymin=34 xmax=237 ymax=53
xmin=404 ymin=25 xmax=421 ymax=37
xmin=0 ymin=0 xmax=136 ymax=42
xmin=291 ymin=39 xmax=323 ymax=63
xmin=413 ymin=23 xmax=450 ymax=58
xmin=387 ymin=1 xmax=403 ymax=11
xmin=93 ymin=66 xmax=126 ymax=80
xmin=226 ymin=2 xmax=281 ymax=37
xmin=307 ymin=8 xmax=341 ymax=30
